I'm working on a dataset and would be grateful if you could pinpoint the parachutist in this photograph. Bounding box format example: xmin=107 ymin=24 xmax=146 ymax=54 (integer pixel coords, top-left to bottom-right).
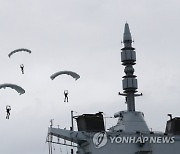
xmin=20 ymin=64 xmax=24 ymax=74
xmin=6 ymin=105 xmax=11 ymax=119
xmin=64 ymin=90 xmax=69 ymax=102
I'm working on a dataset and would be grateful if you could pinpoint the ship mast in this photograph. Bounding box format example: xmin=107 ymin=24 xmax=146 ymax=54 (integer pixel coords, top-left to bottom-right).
xmin=119 ymin=23 xmax=142 ymax=111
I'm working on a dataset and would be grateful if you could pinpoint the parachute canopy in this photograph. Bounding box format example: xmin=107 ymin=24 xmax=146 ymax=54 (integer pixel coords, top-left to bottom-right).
xmin=8 ymin=48 xmax=31 ymax=58
xmin=50 ymin=71 xmax=80 ymax=80
xmin=0 ymin=83 xmax=25 ymax=95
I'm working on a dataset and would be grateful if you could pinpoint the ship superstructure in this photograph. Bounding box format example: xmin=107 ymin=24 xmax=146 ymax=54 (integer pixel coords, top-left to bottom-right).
xmin=47 ymin=23 xmax=180 ymax=154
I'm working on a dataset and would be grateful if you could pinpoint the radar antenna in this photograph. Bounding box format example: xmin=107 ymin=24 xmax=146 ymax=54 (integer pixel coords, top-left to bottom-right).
xmin=119 ymin=23 xmax=142 ymax=111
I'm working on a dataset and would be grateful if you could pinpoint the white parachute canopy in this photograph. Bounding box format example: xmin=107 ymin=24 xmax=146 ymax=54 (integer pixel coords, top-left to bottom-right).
xmin=0 ymin=83 xmax=25 ymax=95
xmin=8 ymin=48 xmax=31 ymax=58
xmin=50 ymin=71 xmax=80 ymax=80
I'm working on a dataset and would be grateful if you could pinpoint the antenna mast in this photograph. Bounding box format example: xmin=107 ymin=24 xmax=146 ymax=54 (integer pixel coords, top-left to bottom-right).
xmin=119 ymin=23 xmax=142 ymax=111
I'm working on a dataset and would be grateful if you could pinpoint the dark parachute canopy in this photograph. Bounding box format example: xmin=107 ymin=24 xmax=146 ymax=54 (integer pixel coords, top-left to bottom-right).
xmin=50 ymin=71 xmax=80 ymax=80
xmin=0 ymin=83 xmax=25 ymax=95
xmin=8 ymin=48 xmax=31 ymax=58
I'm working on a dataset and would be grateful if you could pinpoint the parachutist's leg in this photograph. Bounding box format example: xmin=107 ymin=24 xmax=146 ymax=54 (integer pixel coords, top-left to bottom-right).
xmin=7 ymin=112 xmax=10 ymax=119
xmin=67 ymin=97 xmax=68 ymax=102
xmin=20 ymin=67 xmax=24 ymax=74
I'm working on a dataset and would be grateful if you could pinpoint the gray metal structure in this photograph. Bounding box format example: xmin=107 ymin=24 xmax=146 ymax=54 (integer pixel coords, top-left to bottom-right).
xmin=47 ymin=23 xmax=180 ymax=154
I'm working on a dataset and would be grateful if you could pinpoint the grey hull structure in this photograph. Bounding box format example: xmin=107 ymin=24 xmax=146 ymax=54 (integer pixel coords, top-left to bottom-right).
xmin=48 ymin=23 xmax=180 ymax=154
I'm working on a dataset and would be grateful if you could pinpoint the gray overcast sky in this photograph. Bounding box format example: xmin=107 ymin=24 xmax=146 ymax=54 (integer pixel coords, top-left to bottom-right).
xmin=0 ymin=0 xmax=180 ymax=153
